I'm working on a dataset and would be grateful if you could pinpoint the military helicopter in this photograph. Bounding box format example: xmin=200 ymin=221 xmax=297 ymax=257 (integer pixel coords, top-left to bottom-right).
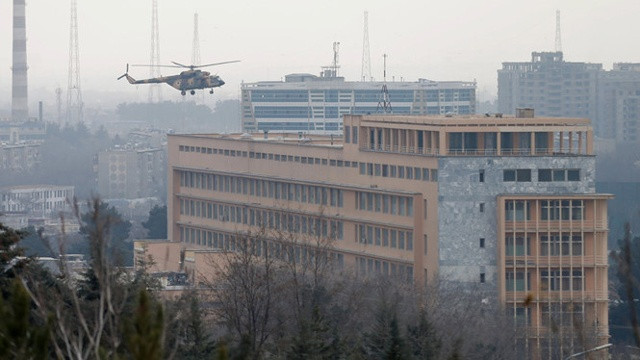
xmin=117 ymin=60 xmax=240 ymax=95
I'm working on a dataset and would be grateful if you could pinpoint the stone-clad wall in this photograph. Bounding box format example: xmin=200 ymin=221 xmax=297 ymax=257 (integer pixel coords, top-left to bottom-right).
xmin=436 ymin=156 xmax=596 ymax=295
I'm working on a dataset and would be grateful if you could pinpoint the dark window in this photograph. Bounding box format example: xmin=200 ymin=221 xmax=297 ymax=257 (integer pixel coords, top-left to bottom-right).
xmin=567 ymin=169 xmax=580 ymax=181
xmin=516 ymin=169 xmax=531 ymax=182
xmin=479 ymin=169 xmax=485 ymax=183
xmin=539 ymin=169 xmax=552 ymax=182
xmin=480 ymin=273 xmax=486 ymax=283
xmin=479 ymin=203 xmax=485 ymax=213
xmin=503 ymin=170 xmax=516 ymax=182
xmin=480 ymin=238 xmax=485 ymax=248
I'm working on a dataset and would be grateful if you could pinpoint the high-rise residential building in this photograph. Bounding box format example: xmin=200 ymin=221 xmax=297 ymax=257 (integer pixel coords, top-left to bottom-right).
xmin=498 ymin=52 xmax=640 ymax=145
xmin=498 ymin=52 xmax=601 ymax=121
xmin=241 ymin=73 xmax=476 ymax=134
xmin=597 ymin=63 xmax=640 ymax=142
xmin=97 ymin=147 xmax=166 ymax=199
xmin=163 ymin=111 xmax=610 ymax=356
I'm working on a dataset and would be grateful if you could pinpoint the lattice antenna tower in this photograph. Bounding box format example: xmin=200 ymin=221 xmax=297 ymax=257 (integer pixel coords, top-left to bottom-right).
xmin=149 ymin=0 xmax=162 ymax=103
xmin=66 ymin=0 xmax=83 ymax=124
xmin=555 ymin=10 xmax=562 ymax=53
xmin=361 ymin=11 xmax=372 ymax=81
xmin=192 ymin=13 xmax=201 ymax=66
xmin=55 ymin=87 xmax=62 ymax=124
xmin=376 ymin=54 xmax=392 ymax=113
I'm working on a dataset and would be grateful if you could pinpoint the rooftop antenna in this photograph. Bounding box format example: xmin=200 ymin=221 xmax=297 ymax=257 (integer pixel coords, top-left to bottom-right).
xmin=332 ymin=41 xmax=340 ymax=76
xmin=555 ymin=10 xmax=562 ymax=53
xmin=66 ymin=0 xmax=83 ymax=124
xmin=320 ymin=42 xmax=340 ymax=78
xmin=149 ymin=0 xmax=162 ymax=103
xmin=361 ymin=11 xmax=372 ymax=81
xmin=376 ymin=54 xmax=392 ymax=113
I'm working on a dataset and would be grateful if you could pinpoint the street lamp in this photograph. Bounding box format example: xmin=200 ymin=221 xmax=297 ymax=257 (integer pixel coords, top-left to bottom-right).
xmin=564 ymin=343 xmax=612 ymax=360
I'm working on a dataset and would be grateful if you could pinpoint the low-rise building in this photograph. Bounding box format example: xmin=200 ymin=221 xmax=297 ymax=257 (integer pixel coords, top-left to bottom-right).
xmin=0 ymin=184 xmax=74 ymax=216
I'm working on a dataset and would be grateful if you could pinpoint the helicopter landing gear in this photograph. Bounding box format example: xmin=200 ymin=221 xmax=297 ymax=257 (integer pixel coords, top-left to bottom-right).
xmin=209 ymin=89 xmax=214 ymax=94
xmin=190 ymin=90 xmax=196 ymax=95
xmin=181 ymin=90 xmax=186 ymax=96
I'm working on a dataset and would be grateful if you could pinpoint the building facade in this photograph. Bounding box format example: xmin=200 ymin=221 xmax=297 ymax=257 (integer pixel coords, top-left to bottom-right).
xmin=0 ymin=185 xmax=74 ymax=216
xmin=97 ymin=147 xmax=166 ymax=199
xmin=0 ymin=142 xmax=40 ymax=172
xmin=498 ymin=52 xmax=640 ymax=145
xmin=498 ymin=52 xmax=601 ymax=121
xmin=166 ymin=113 xmax=610 ymax=356
xmin=596 ymin=63 xmax=640 ymax=143
xmin=242 ymin=73 xmax=476 ymax=134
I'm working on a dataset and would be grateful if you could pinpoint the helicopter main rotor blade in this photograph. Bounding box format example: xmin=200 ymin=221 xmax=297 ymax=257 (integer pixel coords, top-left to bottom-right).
xmin=130 ymin=64 xmax=182 ymax=68
xmin=193 ymin=60 xmax=241 ymax=68
xmin=171 ymin=61 xmax=190 ymax=68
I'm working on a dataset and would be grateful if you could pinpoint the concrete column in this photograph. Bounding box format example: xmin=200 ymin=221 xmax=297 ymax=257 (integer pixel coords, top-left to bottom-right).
xmin=496 ymin=132 xmax=502 ymax=155
xmin=530 ymin=131 xmax=535 ymax=155
xmin=578 ymin=131 xmax=583 ymax=154
xmin=569 ymin=131 xmax=573 ymax=153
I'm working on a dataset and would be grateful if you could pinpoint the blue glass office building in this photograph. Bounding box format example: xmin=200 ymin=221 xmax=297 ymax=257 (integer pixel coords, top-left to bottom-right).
xmin=242 ymin=73 xmax=476 ymax=134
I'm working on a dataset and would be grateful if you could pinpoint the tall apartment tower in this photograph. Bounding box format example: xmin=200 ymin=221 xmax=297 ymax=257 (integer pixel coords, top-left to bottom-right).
xmin=12 ymin=0 xmax=29 ymax=122
xmin=165 ymin=111 xmax=610 ymax=358
xmin=498 ymin=52 xmax=601 ymax=120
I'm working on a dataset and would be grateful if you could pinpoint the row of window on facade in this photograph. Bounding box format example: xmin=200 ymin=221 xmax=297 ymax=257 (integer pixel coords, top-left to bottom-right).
xmin=179 ymin=170 xmax=344 ymax=208
xmin=358 ymin=161 xmax=438 ymax=182
xmin=178 ymin=225 xmax=344 ymax=268
xmin=355 ymin=223 xmax=414 ymax=252
xmin=506 ymin=234 xmax=584 ymax=257
xmin=355 ymin=256 xmax=414 ymax=283
xmin=179 ymin=197 xmax=344 ymax=240
xmin=505 ymin=269 xmax=584 ymax=292
xmin=178 ymin=144 xmax=360 ymax=171
xmin=505 ymin=200 xmax=585 ymax=221
xmin=354 ymin=191 xmax=415 ymax=217
xmin=503 ymin=168 xmax=580 ymax=182
xmin=510 ymin=303 xmax=585 ymax=328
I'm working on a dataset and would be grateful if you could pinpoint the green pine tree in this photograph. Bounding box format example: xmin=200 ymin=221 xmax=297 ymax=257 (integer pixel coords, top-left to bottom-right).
xmin=407 ymin=308 xmax=441 ymax=359
xmin=126 ymin=289 xmax=164 ymax=360
xmin=0 ymin=279 xmax=50 ymax=360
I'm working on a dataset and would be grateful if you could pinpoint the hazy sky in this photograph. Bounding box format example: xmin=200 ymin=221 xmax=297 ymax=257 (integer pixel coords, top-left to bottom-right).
xmin=1 ymin=0 xmax=640 ymax=112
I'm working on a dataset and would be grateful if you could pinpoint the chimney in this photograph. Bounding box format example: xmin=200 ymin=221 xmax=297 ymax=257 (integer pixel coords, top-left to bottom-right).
xmin=12 ymin=0 xmax=29 ymax=122
xmin=38 ymin=101 xmax=43 ymax=122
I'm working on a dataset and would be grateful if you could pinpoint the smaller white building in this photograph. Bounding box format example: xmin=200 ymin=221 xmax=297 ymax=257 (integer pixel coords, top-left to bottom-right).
xmin=0 ymin=185 xmax=74 ymax=216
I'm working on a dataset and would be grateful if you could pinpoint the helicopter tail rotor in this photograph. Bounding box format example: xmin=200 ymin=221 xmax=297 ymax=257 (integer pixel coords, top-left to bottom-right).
xmin=117 ymin=64 xmax=136 ymax=84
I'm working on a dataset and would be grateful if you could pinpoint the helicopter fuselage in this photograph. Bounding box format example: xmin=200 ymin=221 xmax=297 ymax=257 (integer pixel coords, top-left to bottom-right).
xmin=121 ymin=69 xmax=225 ymax=92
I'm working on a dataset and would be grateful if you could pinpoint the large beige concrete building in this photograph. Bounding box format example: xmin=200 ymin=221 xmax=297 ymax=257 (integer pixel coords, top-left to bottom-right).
xmin=163 ymin=111 xmax=611 ymax=356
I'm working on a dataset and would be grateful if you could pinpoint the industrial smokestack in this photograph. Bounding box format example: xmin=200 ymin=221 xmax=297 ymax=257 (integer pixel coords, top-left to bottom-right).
xmin=12 ymin=0 xmax=29 ymax=121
